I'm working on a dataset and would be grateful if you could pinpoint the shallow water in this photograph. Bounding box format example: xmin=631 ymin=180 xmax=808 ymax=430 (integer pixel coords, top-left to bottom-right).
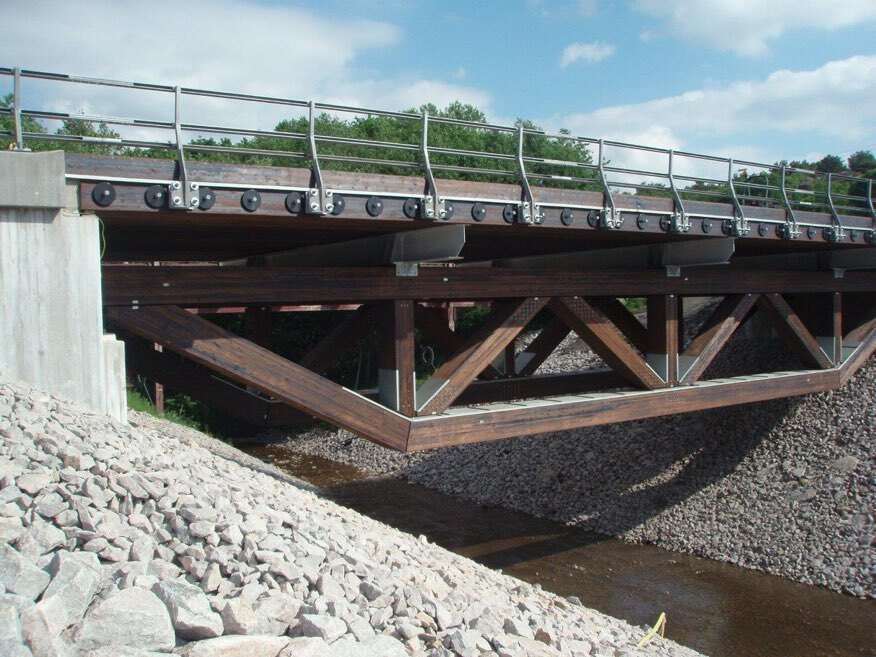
xmin=244 ymin=445 xmax=875 ymax=657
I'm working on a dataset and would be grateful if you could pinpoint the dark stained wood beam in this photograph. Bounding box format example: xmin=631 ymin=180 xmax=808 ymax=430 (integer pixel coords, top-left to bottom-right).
xmin=244 ymin=305 xmax=272 ymax=350
xmin=455 ymin=369 xmax=626 ymax=405
xmin=378 ymin=300 xmax=415 ymax=415
xmin=757 ymin=294 xmax=834 ymax=369
xmin=587 ymin=298 xmax=648 ymax=354
xmin=102 ymin=266 xmax=876 ymax=308
xmin=548 ymin=297 xmax=665 ymax=389
xmin=298 ymin=305 xmax=377 ymax=375
xmin=515 ymin=316 xmax=570 ymax=377
xmin=414 ymin=305 xmax=503 ymax=380
xmin=839 ymin=322 xmax=876 ymax=385
xmin=106 ymin=305 xmax=410 ymax=450
xmin=124 ymin=337 xmax=311 ymax=427
xmin=679 ymin=294 xmax=759 ymax=384
xmin=647 ymin=295 xmax=679 ymax=385
xmin=407 ymin=369 xmax=841 ymax=451
xmin=417 ymin=297 xmax=547 ymax=415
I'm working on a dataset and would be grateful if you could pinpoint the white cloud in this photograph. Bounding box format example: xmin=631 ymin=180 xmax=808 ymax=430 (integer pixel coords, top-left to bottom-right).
xmin=634 ymin=0 xmax=876 ymax=56
xmin=0 ymin=0 xmax=491 ymax=135
xmin=545 ymin=56 xmax=876 ymax=146
xmin=559 ymin=41 xmax=616 ymax=67
xmin=541 ymin=56 xmax=876 ymax=181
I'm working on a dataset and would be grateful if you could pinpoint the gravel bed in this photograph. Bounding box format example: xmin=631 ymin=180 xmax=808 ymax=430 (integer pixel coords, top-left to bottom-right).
xmin=278 ymin=330 xmax=875 ymax=599
xmin=0 ymin=375 xmax=702 ymax=657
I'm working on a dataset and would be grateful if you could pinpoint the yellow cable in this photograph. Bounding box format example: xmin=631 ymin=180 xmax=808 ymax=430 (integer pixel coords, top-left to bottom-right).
xmin=636 ymin=612 xmax=666 ymax=647
xmin=98 ymin=216 xmax=106 ymax=260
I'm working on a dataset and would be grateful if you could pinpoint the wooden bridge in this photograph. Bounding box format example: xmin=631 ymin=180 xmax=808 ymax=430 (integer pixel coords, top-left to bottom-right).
xmin=4 ymin=68 xmax=874 ymax=450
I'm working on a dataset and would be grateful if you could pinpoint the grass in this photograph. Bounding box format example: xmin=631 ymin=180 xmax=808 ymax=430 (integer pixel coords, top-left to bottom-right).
xmin=126 ymin=389 xmax=208 ymax=433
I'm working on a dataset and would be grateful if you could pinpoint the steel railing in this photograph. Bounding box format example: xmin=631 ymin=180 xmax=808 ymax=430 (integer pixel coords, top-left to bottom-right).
xmin=2 ymin=66 xmax=874 ymax=241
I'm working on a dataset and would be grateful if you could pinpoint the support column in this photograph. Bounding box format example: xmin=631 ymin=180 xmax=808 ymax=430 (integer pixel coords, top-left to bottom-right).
xmin=647 ymin=295 xmax=679 ymax=385
xmin=378 ymin=300 xmax=415 ymax=415
xmin=244 ymin=305 xmax=273 ymax=350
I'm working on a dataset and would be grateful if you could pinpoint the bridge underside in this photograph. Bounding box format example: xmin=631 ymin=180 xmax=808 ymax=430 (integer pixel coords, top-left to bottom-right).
xmin=83 ymin=155 xmax=876 ymax=451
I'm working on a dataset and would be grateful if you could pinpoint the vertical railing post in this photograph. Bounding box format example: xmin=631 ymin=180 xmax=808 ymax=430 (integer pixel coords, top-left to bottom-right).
xmin=596 ymin=139 xmax=619 ymax=228
xmin=778 ymin=166 xmax=800 ymax=239
xmin=727 ymin=158 xmax=749 ymax=235
xmin=667 ymin=150 xmax=689 ymax=232
xmin=824 ymin=172 xmax=845 ymax=241
xmin=306 ymin=100 xmax=333 ymax=215
xmin=515 ymin=125 xmax=543 ymax=224
xmin=12 ymin=67 xmax=27 ymax=151
xmin=420 ymin=111 xmax=445 ymax=220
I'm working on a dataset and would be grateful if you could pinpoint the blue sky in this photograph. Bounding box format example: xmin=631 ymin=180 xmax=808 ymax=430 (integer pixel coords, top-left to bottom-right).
xmin=3 ymin=0 xmax=876 ymax=168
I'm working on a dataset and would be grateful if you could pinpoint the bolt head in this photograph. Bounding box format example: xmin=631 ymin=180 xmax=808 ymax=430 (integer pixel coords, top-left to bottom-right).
xmin=309 ymin=202 xmax=319 ymax=211
xmin=171 ymin=181 xmax=181 ymax=190
xmin=326 ymin=204 xmax=334 ymax=212
xmin=326 ymin=190 xmax=333 ymax=197
xmin=190 ymin=198 xmax=199 ymax=206
xmin=173 ymin=196 xmax=182 ymax=205
xmin=310 ymin=189 xmax=318 ymax=196
xmin=189 ymin=183 xmax=198 ymax=191
xmin=439 ymin=211 xmax=447 ymax=218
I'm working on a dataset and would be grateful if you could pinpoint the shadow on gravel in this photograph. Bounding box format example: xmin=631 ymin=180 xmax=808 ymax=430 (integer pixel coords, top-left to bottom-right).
xmin=390 ymin=332 xmax=808 ymax=543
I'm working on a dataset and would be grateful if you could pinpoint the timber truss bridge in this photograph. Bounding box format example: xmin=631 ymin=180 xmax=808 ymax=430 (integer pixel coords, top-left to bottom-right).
xmin=3 ymin=67 xmax=875 ymax=451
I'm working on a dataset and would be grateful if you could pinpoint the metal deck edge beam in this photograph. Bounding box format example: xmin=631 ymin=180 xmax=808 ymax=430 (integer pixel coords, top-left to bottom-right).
xmin=483 ymin=237 xmax=735 ymax=270
xmin=220 ymin=224 xmax=465 ymax=268
xmin=727 ymin=249 xmax=876 ymax=271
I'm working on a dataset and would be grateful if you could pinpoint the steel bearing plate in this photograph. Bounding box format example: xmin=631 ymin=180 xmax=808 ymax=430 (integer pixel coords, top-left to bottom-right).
xmin=560 ymin=208 xmax=574 ymax=226
xmin=199 ymin=187 xmax=216 ymax=210
xmin=330 ymin=194 xmax=345 ymax=216
xmin=144 ymin=185 xmax=166 ymax=209
xmin=365 ymin=196 xmax=383 ymax=217
xmin=241 ymin=189 xmax=261 ymax=212
xmin=403 ymin=198 xmax=421 ymax=219
xmin=471 ymin=202 xmax=486 ymax=221
xmin=92 ymin=182 xmax=116 ymax=207
xmin=284 ymin=192 xmax=303 ymax=214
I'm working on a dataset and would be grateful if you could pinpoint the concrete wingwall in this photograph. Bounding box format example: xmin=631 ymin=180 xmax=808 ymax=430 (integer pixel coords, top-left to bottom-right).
xmin=0 ymin=150 xmax=126 ymax=422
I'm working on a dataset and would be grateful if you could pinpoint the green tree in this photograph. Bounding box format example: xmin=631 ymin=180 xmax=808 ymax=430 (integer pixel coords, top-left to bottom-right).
xmin=847 ymin=150 xmax=876 ymax=174
xmin=0 ymin=93 xmax=47 ymax=148
xmin=815 ymin=154 xmax=845 ymax=174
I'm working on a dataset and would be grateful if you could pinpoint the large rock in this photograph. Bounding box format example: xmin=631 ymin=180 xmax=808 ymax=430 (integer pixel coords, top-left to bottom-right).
xmin=19 ymin=603 xmax=76 ymax=657
xmin=296 ymin=614 xmax=346 ymax=643
xmin=38 ymin=554 xmax=100 ymax=633
xmin=219 ymin=598 xmax=261 ymax=635
xmin=152 ymin=580 xmax=223 ymax=640
xmin=0 ymin=544 xmax=50 ymax=601
xmin=330 ymin=636 xmax=407 ymax=657
xmin=0 ymin=600 xmax=33 ymax=657
xmin=176 ymin=635 xmax=292 ymax=657
xmin=73 ymin=587 xmax=175 ymax=652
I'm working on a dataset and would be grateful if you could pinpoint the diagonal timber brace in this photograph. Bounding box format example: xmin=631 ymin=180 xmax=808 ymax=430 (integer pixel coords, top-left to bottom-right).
xmin=106 ymin=305 xmax=411 ymax=450
xmin=416 ymin=297 xmax=547 ymax=415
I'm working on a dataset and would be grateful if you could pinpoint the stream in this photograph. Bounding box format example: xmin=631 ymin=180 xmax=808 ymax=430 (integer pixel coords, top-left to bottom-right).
xmin=244 ymin=445 xmax=875 ymax=657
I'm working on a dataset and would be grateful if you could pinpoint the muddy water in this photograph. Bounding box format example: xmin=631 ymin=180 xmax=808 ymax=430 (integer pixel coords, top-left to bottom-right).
xmin=244 ymin=446 xmax=875 ymax=657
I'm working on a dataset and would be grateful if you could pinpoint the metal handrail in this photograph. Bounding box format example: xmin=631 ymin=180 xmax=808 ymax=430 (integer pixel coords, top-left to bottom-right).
xmin=2 ymin=66 xmax=875 ymax=236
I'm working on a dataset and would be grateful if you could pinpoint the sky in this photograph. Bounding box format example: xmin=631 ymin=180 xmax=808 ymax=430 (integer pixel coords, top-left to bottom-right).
xmin=2 ymin=0 xmax=876 ymax=170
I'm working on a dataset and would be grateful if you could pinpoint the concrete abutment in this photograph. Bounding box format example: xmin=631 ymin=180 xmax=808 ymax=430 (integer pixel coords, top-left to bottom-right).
xmin=0 ymin=150 xmax=126 ymax=421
